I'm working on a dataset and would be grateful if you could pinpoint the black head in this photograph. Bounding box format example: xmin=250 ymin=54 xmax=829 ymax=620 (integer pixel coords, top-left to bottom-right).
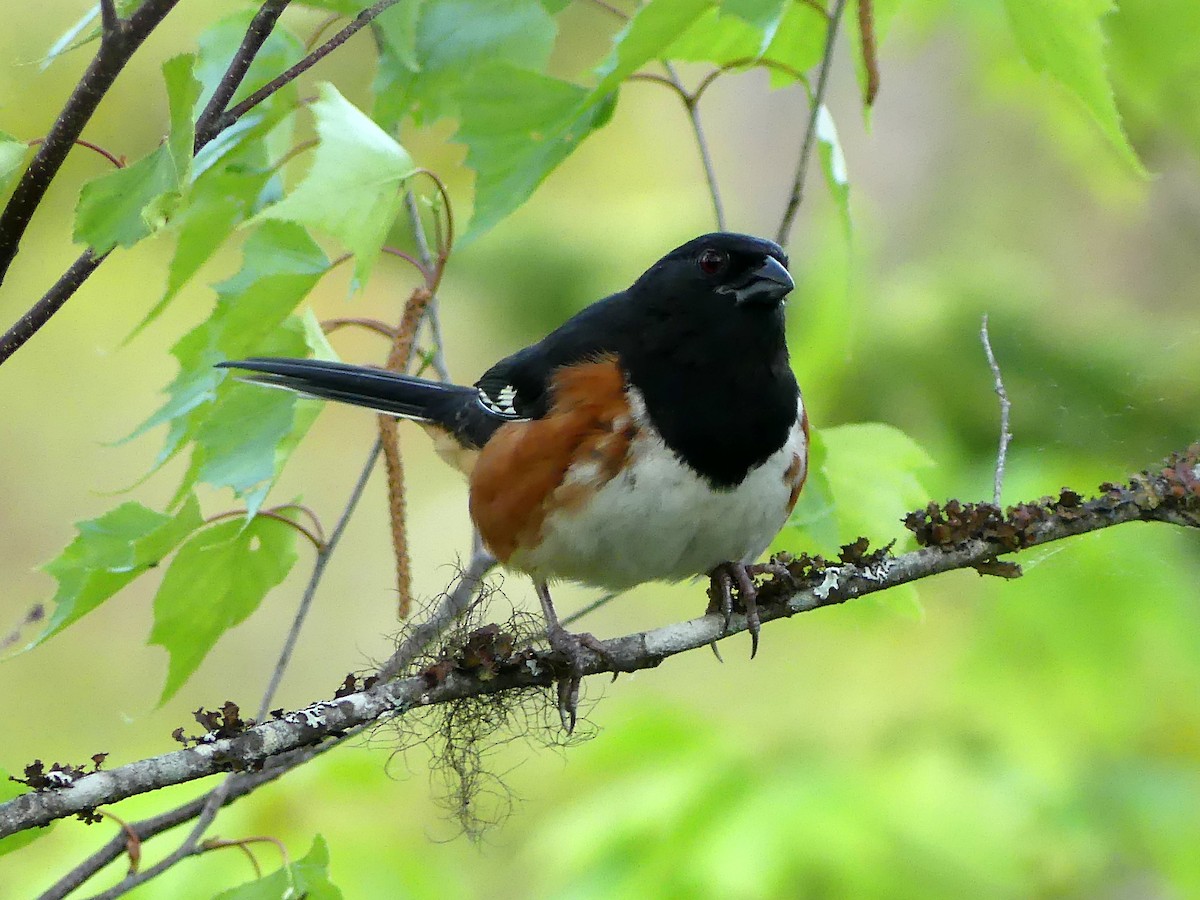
xmin=632 ymin=232 xmax=793 ymax=309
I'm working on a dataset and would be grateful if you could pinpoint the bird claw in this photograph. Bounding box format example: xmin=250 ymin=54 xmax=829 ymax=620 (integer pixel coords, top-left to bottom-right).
xmin=546 ymin=624 xmax=607 ymax=733
xmin=707 ymin=562 xmax=762 ymax=658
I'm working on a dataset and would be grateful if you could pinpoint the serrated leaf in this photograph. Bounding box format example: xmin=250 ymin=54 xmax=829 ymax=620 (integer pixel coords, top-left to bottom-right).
xmin=815 ymin=104 xmax=851 ymax=236
xmin=214 ymin=835 xmax=342 ymax=900
xmin=28 ymin=497 xmax=203 ymax=650
xmin=73 ymin=54 xmax=200 ymax=253
xmin=40 ymin=0 xmax=141 ymax=68
xmin=0 ymin=771 xmax=52 ymax=857
xmin=667 ymin=0 xmax=824 ymax=74
xmin=254 ymin=84 xmax=415 ymax=287
xmin=373 ymin=0 xmax=557 ymax=130
xmin=131 ymin=223 xmax=329 ymax=510
xmin=0 ymin=131 xmax=29 ymax=196
xmin=457 ymin=65 xmax=615 ymax=239
xmin=1004 ymin=0 xmax=1147 ymax=176
xmin=193 ymin=10 xmax=305 ymax=117
xmin=594 ymin=0 xmax=716 ymax=97
xmin=150 ymin=513 xmax=299 ymax=704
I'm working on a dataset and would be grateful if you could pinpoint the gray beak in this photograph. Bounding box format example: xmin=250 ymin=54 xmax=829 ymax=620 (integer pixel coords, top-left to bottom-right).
xmin=733 ymin=256 xmax=794 ymax=306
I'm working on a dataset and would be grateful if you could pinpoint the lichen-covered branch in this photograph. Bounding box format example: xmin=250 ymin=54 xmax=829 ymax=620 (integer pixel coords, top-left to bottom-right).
xmin=3 ymin=446 xmax=1196 ymax=840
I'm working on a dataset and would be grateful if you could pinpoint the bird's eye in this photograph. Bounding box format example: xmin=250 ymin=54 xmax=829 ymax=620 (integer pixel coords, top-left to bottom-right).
xmin=697 ymin=248 xmax=729 ymax=276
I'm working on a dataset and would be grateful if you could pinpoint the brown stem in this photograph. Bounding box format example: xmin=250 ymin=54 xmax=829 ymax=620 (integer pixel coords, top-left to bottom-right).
xmin=194 ymin=0 xmax=294 ymax=151
xmin=0 ymin=0 xmax=181 ymax=287
xmin=776 ymin=0 xmax=848 ymax=246
xmin=218 ymin=0 xmax=404 ymax=133
xmin=857 ymin=0 xmax=881 ymax=106
xmin=26 ymin=137 xmax=125 ymax=169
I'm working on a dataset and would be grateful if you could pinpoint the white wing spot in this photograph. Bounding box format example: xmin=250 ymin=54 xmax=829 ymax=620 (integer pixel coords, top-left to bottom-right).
xmin=479 ymin=383 xmax=523 ymax=418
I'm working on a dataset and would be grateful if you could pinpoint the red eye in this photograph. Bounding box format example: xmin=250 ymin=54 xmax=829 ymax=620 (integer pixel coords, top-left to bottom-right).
xmin=697 ymin=248 xmax=728 ymax=276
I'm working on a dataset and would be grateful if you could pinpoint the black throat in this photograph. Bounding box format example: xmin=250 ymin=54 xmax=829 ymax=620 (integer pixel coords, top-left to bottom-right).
xmin=620 ymin=298 xmax=798 ymax=489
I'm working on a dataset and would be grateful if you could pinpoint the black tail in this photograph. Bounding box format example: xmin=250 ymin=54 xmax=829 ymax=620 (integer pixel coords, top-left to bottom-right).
xmin=217 ymin=357 xmax=477 ymax=423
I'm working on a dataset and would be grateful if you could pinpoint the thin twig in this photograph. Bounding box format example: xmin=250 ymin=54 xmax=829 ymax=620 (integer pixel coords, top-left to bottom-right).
xmin=194 ymin=0 xmax=293 ymax=150
xmin=26 ymin=138 xmax=125 ymax=169
xmin=98 ymin=0 xmax=121 ymax=40
xmin=255 ymin=440 xmax=384 ymax=722
xmin=218 ymin=0 xmax=404 ymax=133
xmin=587 ymin=0 xmax=628 ymax=20
xmin=377 ymin=549 xmax=497 ymax=680
xmin=38 ymin=739 xmax=348 ymax=900
xmin=562 ymin=592 xmax=621 ymax=627
xmin=321 ymin=317 xmax=397 ymax=339
xmin=857 ymin=0 xmax=880 ymax=105
xmin=202 ymin=508 xmax=325 ymax=553
xmin=0 ymin=250 xmax=103 ymax=365
xmin=981 ymin=314 xmax=1012 ymax=506
xmin=10 ymin=449 xmax=1200 ymax=839
xmin=0 ymin=0 xmax=180 ymax=288
xmin=776 ymin=0 xmax=848 ymax=246
xmin=663 ymin=63 xmax=725 ymax=231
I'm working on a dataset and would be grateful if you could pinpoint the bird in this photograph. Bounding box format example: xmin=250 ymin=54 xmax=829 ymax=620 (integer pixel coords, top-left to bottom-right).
xmin=218 ymin=232 xmax=809 ymax=730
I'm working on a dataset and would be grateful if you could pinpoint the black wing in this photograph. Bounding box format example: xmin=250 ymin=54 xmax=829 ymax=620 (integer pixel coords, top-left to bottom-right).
xmin=474 ymin=291 xmax=638 ymax=420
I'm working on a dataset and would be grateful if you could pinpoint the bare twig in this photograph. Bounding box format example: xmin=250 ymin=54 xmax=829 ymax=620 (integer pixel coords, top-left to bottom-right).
xmin=255 ymin=440 xmax=384 ymax=722
xmin=0 ymin=0 xmax=181 ymax=288
xmin=39 ymin=734 xmax=351 ymax=900
xmin=981 ymin=314 xmax=1012 ymax=505
xmin=218 ymin=0 xmax=404 ymax=133
xmin=663 ymin=63 xmax=725 ymax=231
xmin=776 ymin=0 xmax=848 ymax=246
xmin=377 ymin=548 xmax=497 ymax=681
xmin=0 ymin=250 xmax=103 ymax=365
xmin=202 ymin=508 xmax=325 ymax=553
xmin=7 ymin=449 xmax=1199 ymax=839
xmin=857 ymin=0 xmax=880 ymax=105
xmin=194 ymin=0 xmax=293 ymax=150
xmin=26 ymin=138 xmax=125 ymax=169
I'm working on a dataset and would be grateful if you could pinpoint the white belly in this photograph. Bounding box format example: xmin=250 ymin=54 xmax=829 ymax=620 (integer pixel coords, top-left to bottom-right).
xmin=510 ymin=394 xmax=807 ymax=590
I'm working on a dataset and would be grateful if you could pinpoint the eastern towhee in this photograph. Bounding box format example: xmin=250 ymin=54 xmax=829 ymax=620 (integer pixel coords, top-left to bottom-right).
xmin=220 ymin=232 xmax=808 ymax=730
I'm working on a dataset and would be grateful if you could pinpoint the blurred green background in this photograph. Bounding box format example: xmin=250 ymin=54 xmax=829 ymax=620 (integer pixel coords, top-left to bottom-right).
xmin=3 ymin=0 xmax=1200 ymax=897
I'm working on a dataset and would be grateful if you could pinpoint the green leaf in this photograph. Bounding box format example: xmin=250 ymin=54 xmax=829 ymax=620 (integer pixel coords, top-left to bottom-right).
xmin=150 ymin=513 xmax=299 ymax=704
xmin=594 ymin=0 xmax=716 ymax=97
xmin=373 ymin=0 xmax=557 ymax=130
xmin=254 ymin=83 xmax=415 ymax=287
xmin=40 ymin=4 xmax=100 ymax=69
xmin=130 ymin=222 xmax=329 ymax=510
xmin=456 ymin=65 xmax=615 ymax=239
xmin=73 ymin=54 xmax=201 ymax=253
xmin=815 ymin=104 xmax=851 ymax=237
xmin=0 ymin=771 xmax=53 ymax=857
xmin=0 ymin=131 xmax=28 ymax=196
xmin=667 ymin=0 xmax=823 ymax=76
xmin=29 ymin=497 xmax=203 ymax=649
xmin=213 ymin=835 xmax=342 ymax=900
xmin=193 ymin=10 xmax=305 ymax=117
xmin=787 ymin=423 xmax=933 ymax=555
xmin=1003 ymin=0 xmax=1147 ymax=176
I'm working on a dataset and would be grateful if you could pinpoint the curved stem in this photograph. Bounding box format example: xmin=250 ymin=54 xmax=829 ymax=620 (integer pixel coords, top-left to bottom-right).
xmin=26 ymin=138 xmax=125 ymax=169
xmin=776 ymin=0 xmax=848 ymax=246
xmin=321 ymin=317 xmax=397 ymax=340
xmin=202 ymin=509 xmax=324 ymax=553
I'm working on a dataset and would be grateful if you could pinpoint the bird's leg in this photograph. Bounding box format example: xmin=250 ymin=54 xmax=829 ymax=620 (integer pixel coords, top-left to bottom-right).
xmin=706 ymin=562 xmax=762 ymax=659
xmin=535 ymin=580 xmax=606 ymax=733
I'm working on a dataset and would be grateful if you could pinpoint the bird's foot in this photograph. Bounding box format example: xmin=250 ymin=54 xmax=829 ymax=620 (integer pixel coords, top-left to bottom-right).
xmin=545 ymin=623 xmax=607 ymax=734
xmin=706 ymin=561 xmax=763 ymax=658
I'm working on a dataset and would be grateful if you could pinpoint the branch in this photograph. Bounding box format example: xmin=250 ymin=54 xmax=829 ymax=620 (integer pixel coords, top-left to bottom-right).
xmin=217 ymin=0 xmax=404 ymax=134
xmin=0 ymin=0 xmax=181 ymax=287
xmin=193 ymin=0 xmax=293 ymax=151
xmin=981 ymin=314 xmax=1012 ymax=505
xmin=776 ymin=0 xmax=848 ymax=246
xmin=5 ymin=445 xmax=1197 ymax=839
